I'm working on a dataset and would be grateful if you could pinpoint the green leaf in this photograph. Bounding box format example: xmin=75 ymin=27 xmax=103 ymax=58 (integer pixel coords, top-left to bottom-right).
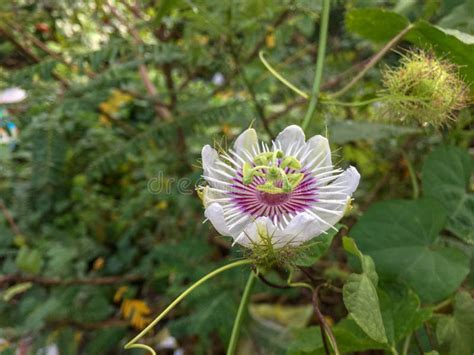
xmin=154 ymin=0 xmax=182 ymax=25
xmin=83 ymin=327 xmax=127 ymax=354
xmin=345 ymin=8 xmax=474 ymax=88
xmin=342 ymin=236 xmax=378 ymax=284
xmin=345 ymin=8 xmax=410 ymax=43
xmin=437 ymin=0 xmax=474 ymax=34
xmin=378 ymin=283 xmax=432 ymax=345
xmin=436 ymin=291 xmax=474 ymax=355
xmin=15 ymin=247 xmax=44 ymax=274
xmin=249 ymin=303 xmax=313 ymax=328
xmin=287 ymin=319 xmax=386 ymax=355
xmin=294 ymin=227 xmax=338 ymax=267
xmin=343 ymin=273 xmax=387 ymax=344
xmin=422 ymin=146 xmax=474 ymax=244
xmin=328 ymin=121 xmax=420 ymax=144
xmin=351 ymin=199 xmax=470 ymax=303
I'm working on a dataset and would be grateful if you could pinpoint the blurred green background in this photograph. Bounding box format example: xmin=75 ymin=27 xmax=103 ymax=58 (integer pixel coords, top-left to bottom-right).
xmin=0 ymin=0 xmax=472 ymax=354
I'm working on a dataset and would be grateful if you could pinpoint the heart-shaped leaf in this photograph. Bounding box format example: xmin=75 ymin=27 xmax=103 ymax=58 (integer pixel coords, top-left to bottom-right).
xmin=422 ymin=145 xmax=474 ymax=244
xmin=351 ymin=199 xmax=469 ymax=303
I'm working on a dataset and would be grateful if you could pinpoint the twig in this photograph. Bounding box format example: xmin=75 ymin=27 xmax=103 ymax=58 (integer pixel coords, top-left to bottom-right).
xmin=331 ymin=24 xmax=414 ymax=98
xmin=0 ymin=27 xmax=69 ymax=87
xmin=163 ymin=63 xmax=177 ymax=107
xmin=0 ymin=199 xmax=21 ymax=236
xmin=297 ymin=266 xmax=324 ymax=284
xmin=312 ymin=288 xmax=332 ymax=355
xmin=52 ymin=317 xmax=128 ymax=330
xmin=229 ymin=43 xmax=273 ymax=136
xmin=106 ymin=1 xmax=172 ymax=121
xmin=257 ymin=273 xmax=292 ymax=289
xmin=424 ymin=322 xmax=437 ymax=351
xmin=7 ymin=20 xmax=96 ymax=79
xmin=245 ymin=10 xmax=291 ymax=61
xmin=0 ymin=274 xmax=145 ymax=286
xmin=119 ymin=0 xmax=143 ymax=19
xmin=413 ymin=330 xmax=424 ymax=354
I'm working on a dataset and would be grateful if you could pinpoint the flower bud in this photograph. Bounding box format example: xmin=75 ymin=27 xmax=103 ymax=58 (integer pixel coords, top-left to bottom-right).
xmin=381 ymin=50 xmax=470 ymax=127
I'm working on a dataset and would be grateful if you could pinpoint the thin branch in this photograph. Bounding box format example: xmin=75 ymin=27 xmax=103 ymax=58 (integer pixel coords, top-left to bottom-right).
xmin=312 ymin=286 xmax=340 ymax=355
xmin=7 ymin=20 xmax=96 ymax=79
xmin=331 ymin=24 xmax=414 ymax=98
xmin=51 ymin=318 xmax=129 ymax=330
xmin=0 ymin=27 xmax=69 ymax=87
xmin=8 ymin=21 xmax=67 ymax=65
xmin=0 ymin=274 xmax=145 ymax=286
xmin=0 ymin=199 xmax=22 ymax=236
xmin=119 ymin=0 xmax=143 ymax=19
xmin=245 ymin=9 xmax=291 ymax=61
xmin=312 ymin=288 xmax=330 ymax=355
xmin=257 ymin=273 xmax=292 ymax=289
xmin=106 ymin=1 xmax=172 ymax=121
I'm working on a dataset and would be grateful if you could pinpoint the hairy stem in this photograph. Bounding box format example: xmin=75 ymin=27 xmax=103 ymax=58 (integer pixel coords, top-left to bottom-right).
xmin=124 ymin=259 xmax=253 ymax=355
xmin=301 ymin=0 xmax=331 ymax=131
xmin=227 ymin=271 xmax=257 ymax=355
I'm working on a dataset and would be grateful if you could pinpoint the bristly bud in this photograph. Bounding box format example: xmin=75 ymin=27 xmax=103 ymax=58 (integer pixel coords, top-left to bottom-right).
xmin=381 ymin=50 xmax=470 ymax=127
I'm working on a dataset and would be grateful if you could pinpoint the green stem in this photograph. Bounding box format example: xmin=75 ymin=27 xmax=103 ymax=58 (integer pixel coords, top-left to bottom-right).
xmin=331 ymin=23 xmax=413 ymax=98
xmin=402 ymin=333 xmax=412 ymax=355
xmin=301 ymin=0 xmax=331 ymax=132
xmin=320 ymin=95 xmax=430 ymax=107
xmin=259 ymin=50 xmax=309 ymax=99
xmin=227 ymin=270 xmax=257 ymax=355
xmin=433 ymin=297 xmax=452 ymax=312
xmin=320 ymin=96 xmax=384 ymax=107
xmin=402 ymin=149 xmax=419 ymax=199
xmin=124 ymin=259 xmax=253 ymax=355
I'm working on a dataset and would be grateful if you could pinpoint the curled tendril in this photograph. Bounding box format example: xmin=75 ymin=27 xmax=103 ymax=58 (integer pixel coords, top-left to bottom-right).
xmin=123 ymin=259 xmax=253 ymax=354
xmin=259 ymin=51 xmax=309 ymax=99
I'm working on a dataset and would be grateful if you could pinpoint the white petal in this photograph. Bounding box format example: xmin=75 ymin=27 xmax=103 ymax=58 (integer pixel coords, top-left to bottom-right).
xmin=336 ymin=166 xmax=360 ymax=195
xmin=205 ymin=203 xmax=232 ymax=237
xmin=311 ymin=166 xmax=360 ymax=230
xmin=273 ymin=212 xmax=325 ymax=247
xmin=233 ymin=128 xmax=258 ymax=160
xmin=202 ymin=145 xmax=232 ymax=188
xmin=275 ymin=125 xmax=305 ymax=154
xmin=304 ymin=135 xmax=332 ymax=168
xmin=202 ymin=145 xmax=219 ymax=177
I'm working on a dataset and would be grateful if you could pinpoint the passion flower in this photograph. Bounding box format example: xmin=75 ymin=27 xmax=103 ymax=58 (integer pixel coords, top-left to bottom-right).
xmin=199 ymin=125 xmax=360 ymax=258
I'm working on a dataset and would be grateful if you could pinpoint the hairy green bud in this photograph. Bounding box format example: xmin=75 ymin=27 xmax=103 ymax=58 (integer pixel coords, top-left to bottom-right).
xmin=381 ymin=50 xmax=470 ymax=127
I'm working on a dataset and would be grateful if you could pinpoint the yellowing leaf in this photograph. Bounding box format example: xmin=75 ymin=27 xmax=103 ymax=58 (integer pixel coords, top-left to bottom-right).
xmin=120 ymin=299 xmax=151 ymax=329
xmin=114 ymin=286 xmax=128 ymax=303
xmin=265 ymin=33 xmax=276 ymax=48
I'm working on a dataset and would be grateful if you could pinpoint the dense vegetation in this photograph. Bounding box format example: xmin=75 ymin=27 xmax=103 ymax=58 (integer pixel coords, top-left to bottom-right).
xmin=0 ymin=0 xmax=472 ymax=354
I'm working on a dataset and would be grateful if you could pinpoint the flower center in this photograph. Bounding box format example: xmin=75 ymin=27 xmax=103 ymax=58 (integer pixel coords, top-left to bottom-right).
xmin=257 ymin=191 xmax=290 ymax=206
xmin=242 ymin=150 xmax=304 ymax=194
